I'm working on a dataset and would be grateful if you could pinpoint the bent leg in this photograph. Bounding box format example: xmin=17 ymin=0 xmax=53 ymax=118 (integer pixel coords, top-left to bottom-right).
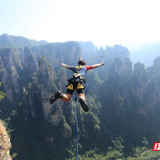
xmin=50 ymin=91 xmax=72 ymax=104
xmin=61 ymin=93 xmax=72 ymax=102
xmin=78 ymin=93 xmax=85 ymax=99
xmin=78 ymin=93 xmax=89 ymax=112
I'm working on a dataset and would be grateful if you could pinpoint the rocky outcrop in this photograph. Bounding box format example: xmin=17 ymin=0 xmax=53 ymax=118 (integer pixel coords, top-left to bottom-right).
xmin=132 ymin=62 xmax=146 ymax=100
xmin=38 ymin=56 xmax=57 ymax=120
xmin=153 ymin=56 xmax=160 ymax=70
xmin=0 ymin=120 xmax=12 ymax=160
xmin=0 ymin=49 xmax=21 ymax=102
xmin=23 ymin=47 xmax=38 ymax=74
xmin=106 ymin=56 xmax=160 ymax=115
xmin=0 ymin=43 xmax=78 ymax=133
xmin=110 ymin=57 xmax=132 ymax=79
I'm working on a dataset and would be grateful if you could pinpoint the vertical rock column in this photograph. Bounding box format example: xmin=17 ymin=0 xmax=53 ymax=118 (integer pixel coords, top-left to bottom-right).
xmin=0 ymin=120 xmax=12 ymax=160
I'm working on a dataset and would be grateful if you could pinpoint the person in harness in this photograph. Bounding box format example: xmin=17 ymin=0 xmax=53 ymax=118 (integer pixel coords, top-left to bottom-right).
xmin=50 ymin=58 xmax=104 ymax=112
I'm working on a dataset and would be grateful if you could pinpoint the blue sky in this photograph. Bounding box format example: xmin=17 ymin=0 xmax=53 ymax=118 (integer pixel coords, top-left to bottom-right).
xmin=1 ymin=0 xmax=160 ymax=48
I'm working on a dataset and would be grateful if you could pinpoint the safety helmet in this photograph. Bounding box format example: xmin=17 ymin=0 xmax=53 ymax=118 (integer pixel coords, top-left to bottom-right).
xmin=78 ymin=58 xmax=86 ymax=65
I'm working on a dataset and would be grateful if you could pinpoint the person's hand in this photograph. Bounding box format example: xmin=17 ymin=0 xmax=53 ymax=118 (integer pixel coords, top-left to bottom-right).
xmin=61 ymin=63 xmax=65 ymax=66
xmin=101 ymin=62 xmax=104 ymax=65
xmin=61 ymin=63 xmax=69 ymax=68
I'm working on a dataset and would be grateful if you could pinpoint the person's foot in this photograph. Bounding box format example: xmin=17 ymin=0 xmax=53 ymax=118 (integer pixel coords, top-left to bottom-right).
xmin=50 ymin=90 xmax=63 ymax=104
xmin=79 ymin=97 xmax=89 ymax=112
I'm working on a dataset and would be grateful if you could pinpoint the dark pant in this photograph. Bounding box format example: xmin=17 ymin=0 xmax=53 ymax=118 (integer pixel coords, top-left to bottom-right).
xmin=66 ymin=77 xmax=85 ymax=95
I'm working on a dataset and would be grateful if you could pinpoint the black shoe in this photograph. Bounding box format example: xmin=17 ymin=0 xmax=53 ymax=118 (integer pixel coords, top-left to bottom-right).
xmin=50 ymin=90 xmax=63 ymax=104
xmin=79 ymin=97 xmax=89 ymax=112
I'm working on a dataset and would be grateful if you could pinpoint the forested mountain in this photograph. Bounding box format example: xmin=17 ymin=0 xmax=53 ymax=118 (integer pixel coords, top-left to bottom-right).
xmin=0 ymin=34 xmax=48 ymax=48
xmin=0 ymin=34 xmax=160 ymax=160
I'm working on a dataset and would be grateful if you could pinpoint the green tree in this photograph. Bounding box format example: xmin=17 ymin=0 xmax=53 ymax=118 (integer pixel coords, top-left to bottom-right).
xmin=0 ymin=82 xmax=6 ymax=101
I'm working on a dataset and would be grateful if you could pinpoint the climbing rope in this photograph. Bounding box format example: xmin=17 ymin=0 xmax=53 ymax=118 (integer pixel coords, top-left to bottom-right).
xmin=74 ymin=83 xmax=89 ymax=160
xmin=74 ymin=94 xmax=78 ymax=160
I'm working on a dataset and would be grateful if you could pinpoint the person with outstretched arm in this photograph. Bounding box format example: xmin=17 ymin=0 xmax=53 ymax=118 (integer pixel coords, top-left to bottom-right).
xmin=50 ymin=58 xmax=104 ymax=112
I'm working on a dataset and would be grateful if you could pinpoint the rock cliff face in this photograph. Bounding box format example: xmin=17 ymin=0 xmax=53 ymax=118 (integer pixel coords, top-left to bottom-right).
xmin=145 ymin=56 xmax=160 ymax=110
xmin=0 ymin=42 xmax=81 ymax=159
xmin=0 ymin=48 xmax=21 ymax=102
xmin=103 ymin=56 xmax=160 ymax=116
xmin=38 ymin=56 xmax=56 ymax=120
xmin=0 ymin=120 xmax=12 ymax=160
xmin=0 ymin=41 xmax=81 ymax=132
xmin=23 ymin=47 xmax=38 ymax=74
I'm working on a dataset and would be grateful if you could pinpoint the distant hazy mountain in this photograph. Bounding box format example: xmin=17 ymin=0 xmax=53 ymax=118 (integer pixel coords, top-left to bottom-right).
xmin=0 ymin=33 xmax=48 ymax=48
xmin=130 ymin=42 xmax=160 ymax=67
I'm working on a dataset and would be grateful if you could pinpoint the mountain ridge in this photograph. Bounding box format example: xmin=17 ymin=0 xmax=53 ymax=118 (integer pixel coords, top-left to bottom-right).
xmin=0 ymin=33 xmax=48 ymax=48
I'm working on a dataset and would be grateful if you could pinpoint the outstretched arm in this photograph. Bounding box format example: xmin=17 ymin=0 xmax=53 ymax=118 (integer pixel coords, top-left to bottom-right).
xmin=61 ymin=63 xmax=70 ymax=69
xmin=92 ymin=62 xmax=104 ymax=69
